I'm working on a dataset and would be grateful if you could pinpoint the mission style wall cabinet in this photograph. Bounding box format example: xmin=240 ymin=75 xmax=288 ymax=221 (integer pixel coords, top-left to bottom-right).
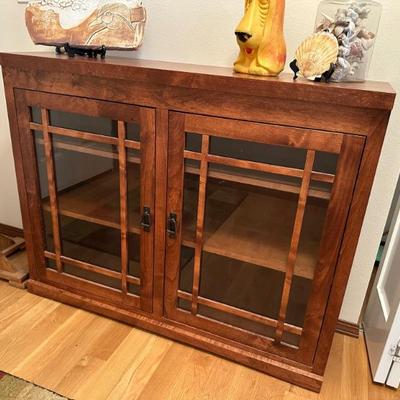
xmin=0 ymin=53 xmax=395 ymax=392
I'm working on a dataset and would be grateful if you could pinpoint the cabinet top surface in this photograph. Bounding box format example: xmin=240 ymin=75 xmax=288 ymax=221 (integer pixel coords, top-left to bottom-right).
xmin=0 ymin=52 xmax=395 ymax=111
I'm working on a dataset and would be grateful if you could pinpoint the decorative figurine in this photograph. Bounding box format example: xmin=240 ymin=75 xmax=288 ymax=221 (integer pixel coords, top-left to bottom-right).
xmin=234 ymin=0 xmax=286 ymax=76
xmin=290 ymin=32 xmax=339 ymax=82
xmin=25 ymin=0 xmax=146 ymax=57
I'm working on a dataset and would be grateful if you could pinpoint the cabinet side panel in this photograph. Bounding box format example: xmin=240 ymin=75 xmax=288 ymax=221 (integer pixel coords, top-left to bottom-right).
xmin=313 ymin=112 xmax=391 ymax=374
xmin=2 ymin=72 xmax=36 ymax=277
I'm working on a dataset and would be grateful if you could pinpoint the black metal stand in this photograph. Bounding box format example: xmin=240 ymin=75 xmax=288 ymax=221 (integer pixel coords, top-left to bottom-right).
xmin=290 ymin=59 xmax=336 ymax=83
xmin=56 ymin=43 xmax=107 ymax=59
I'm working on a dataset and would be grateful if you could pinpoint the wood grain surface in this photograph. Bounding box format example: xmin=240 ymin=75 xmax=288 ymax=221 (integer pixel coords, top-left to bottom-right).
xmin=0 ymin=282 xmax=397 ymax=400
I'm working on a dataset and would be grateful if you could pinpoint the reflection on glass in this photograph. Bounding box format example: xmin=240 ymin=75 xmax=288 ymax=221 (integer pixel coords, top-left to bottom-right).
xmin=31 ymin=107 xmax=42 ymax=124
xmin=49 ymin=110 xmax=117 ymax=137
xmin=51 ymin=137 xmax=120 ymax=228
xmin=127 ymin=122 xmax=140 ymax=142
xmin=199 ymin=252 xmax=284 ymax=322
xmin=209 ymin=136 xmax=307 ymax=169
xmin=179 ymin=246 xmax=194 ymax=293
xmin=128 ymin=233 xmax=140 ymax=278
xmin=60 ymin=216 xmax=121 ymax=272
xmin=63 ymin=262 xmax=121 ymax=290
xmin=198 ymin=304 xmax=276 ymax=339
xmin=185 ymin=132 xmax=202 ymax=152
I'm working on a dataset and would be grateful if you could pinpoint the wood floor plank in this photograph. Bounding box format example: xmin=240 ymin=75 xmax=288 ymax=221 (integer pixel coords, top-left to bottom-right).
xmin=0 ymin=284 xmax=398 ymax=400
xmin=74 ymin=329 xmax=162 ymax=400
xmin=0 ymin=281 xmax=24 ymax=301
xmin=106 ymin=335 xmax=173 ymax=400
xmin=55 ymin=320 xmax=132 ymax=397
xmin=11 ymin=310 xmax=97 ymax=383
xmin=0 ymin=292 xmax=43 ymax=332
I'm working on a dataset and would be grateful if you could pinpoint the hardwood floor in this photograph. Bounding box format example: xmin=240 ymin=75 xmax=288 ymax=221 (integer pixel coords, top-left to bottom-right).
xmin=0 ymin=280 xmax=398 ymax=400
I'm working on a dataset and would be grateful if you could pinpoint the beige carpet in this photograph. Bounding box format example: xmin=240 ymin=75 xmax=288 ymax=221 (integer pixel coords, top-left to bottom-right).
xmin=0 ymin=372 xmax=68 ymax=400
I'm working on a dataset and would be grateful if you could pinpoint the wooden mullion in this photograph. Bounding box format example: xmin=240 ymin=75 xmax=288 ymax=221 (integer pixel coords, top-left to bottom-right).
xmin=30 ymin=122 xmax=118 ymax=145
xmin=177 ymin=290 xmax=303 ymax=336
xmin=41 ymin=109 xmax=63 ymax=273
xmin=125 ymin=140 xmax=141 ymax=150
xmin=275 ymin=150 xmax=316 ymax=343
xmin=118 ymin=121 xmax=128 ymax=294
xmin=184 ymin=150 xmax=335 ymax=185
xmin=127 ymin=275 xmax=141 ymax=286
xmin=191 ymin=135 xmax=210 ymax=315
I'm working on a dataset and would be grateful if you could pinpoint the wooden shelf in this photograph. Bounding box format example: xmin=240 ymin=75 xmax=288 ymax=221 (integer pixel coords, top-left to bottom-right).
xmin=42 ymin=167 xmax=141 ymax=234
xmin=182 ymin=187 xmax=327 ymax=280
xmin=185 ymin=163 xmax=331 ymax=200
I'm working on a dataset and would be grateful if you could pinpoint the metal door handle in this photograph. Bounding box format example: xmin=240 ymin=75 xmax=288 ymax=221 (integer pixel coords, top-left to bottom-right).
xmin=167 ymin=213 xmax=177 ymax=238
xmin=141 ymin=207 xmax=152 ymax=232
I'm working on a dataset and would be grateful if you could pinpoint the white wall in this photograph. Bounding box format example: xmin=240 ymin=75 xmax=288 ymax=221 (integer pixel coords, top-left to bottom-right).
xmin=1 ymin=0 xmax=399 ymax=324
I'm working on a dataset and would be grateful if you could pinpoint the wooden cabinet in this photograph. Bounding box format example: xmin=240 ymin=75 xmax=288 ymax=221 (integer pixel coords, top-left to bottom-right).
xmin=0 ymin=52 xmax=395 ymax=392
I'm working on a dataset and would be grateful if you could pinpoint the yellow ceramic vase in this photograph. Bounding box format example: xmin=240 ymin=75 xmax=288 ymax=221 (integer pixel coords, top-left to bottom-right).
xmin=234 ymin=0 xmax=286 ymax=76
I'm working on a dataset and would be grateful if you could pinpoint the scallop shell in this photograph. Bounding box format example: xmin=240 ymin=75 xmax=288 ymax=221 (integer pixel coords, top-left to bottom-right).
xmin=295 ymin=32 xmax=339 ymax=79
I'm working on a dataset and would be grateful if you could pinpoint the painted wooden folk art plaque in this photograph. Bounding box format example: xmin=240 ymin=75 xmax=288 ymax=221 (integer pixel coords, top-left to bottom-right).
xmin=26 ymin=0 xmax=146 ymax=50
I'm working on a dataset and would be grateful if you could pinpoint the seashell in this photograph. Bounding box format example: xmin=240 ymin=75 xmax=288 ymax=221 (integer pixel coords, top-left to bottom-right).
xmin=361 ymin=37 xmax=374 ymax=50
xmin=358 ymin=28 xmax=371 ymax=39
xmin=331 ymin=57 xmax=351 ymax=81
xmin=334 ymin=26 xmax=344 ymax=37
xmin=339 ymin=45 xmax=351 ymax=58
xmin=347 ymin=9 xmax=359 ymax=22
xmin=294 ymin=32 xmax=339 ymax=79
xmin=349 ymin=40 xmax=364 ymax=58
xmin=343 ymin=20 xmax=356 ymax=34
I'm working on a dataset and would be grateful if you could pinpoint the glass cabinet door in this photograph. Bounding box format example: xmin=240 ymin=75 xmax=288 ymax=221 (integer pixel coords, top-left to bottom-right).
xmin=16 ymin=90 xmax=155 ymax=312
xmin=165 ymin=112 xmax=364 ymax=364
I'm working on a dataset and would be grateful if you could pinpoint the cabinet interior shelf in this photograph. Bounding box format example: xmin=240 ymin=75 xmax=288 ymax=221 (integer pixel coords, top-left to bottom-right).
xmin=42 ymin=167 xmax=142 ymax=235
xmin=42 ymin=168 xmax=327 ymax=280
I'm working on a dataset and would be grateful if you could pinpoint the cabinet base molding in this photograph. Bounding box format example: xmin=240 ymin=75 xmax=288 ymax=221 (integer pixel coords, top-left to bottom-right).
xmin=0 ymin=223 xmax=24 ymax=238
xmin=336 ymin=320 xmax=360 ymax=338
xmin=27 ymin=279 xmax=324 ymax=393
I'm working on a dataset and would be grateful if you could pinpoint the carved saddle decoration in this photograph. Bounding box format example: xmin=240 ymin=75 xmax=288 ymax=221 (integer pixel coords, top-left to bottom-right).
xmin=25 ymin=0 xmax=146 ymax=50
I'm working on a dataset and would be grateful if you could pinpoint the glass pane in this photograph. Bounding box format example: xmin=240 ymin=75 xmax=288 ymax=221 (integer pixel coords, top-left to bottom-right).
xmin=31 ymin=107 xmax=42 ymax=124
xmin=282 ymin=332 xmax=300 ymax=348
xmin=128 ymin=233 xmax=140 ymax=279
xmin=198 ymin=304 xmax=276 ymax=339
xmin=179 ymin=246 xmax=194 ymax=293
xmin=201 ymin=169 xmax=301 ymax=272
xmin=49 ymin=110 xmax=117 ymax=137
xmin=52 ymin=136 xmax=120 ymax=228
xmin=34 ymin=131 xmax=55 ymax=254
xmin=51 ymin=132 xmax=122 ymax=278
xmin=60 ymin=216 xmax=121 ymax=271
xmin=199 ymin=252 xmax=284 ymax=322
xmin=185 ymin=132 xmax=202 ymax=152
xmin=127 ymin=122 xmax=140 ymax=142
xmin=209 ymin=136 xmax=307 ymax=169
xmin=314 ymin=152 xmax=339 ymax=174
xmin=128 ymin=283 xmax=140 ymax=296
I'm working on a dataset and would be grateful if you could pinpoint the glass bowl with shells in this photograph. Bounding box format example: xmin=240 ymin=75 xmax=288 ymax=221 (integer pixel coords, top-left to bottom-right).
xmin=315 ymin=0 xmax=382 ymax=82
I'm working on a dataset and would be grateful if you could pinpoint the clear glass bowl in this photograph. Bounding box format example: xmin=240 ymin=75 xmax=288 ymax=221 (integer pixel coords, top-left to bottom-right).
xmin=315 ymin=0 xmax=382 ymax=82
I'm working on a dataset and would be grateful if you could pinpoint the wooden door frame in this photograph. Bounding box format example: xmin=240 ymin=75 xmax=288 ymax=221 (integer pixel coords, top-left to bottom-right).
xmin=14 ymin=88 xmax=156 ymax=312
xmin=164 ymin=111 xmax=365 ymax=365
